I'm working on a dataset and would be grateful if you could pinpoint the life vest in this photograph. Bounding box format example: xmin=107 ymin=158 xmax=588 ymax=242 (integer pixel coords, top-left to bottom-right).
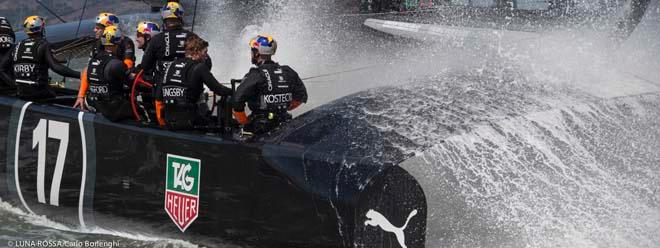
xmin=157 ymin=29 xmax=189 ymax=74
xmin=86 ymin=53 xmax=120 ymax=102
xmin=161 ymin=58 xmax=198 ymax=108
xmin=12 ymin=38 xmax=48 ymax=87
xmin=0 ymin=18 xmax=14 ymax=50
xmin=254 ymin=63 xmax=295 ymax=115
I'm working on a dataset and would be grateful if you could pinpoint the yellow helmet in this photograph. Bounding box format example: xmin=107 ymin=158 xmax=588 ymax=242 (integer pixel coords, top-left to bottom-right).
xmin=101 ymin=25 xmax=122 ymax=46
xmin=161 ymin=2 xmax=184 ymax=20
xmin=23 ymin=16 xmax=45 ymax=34
xmin=249 ymin=35 xmax=277 ymax=55
xmin=95 ymin=13 xmax=120 ymax=28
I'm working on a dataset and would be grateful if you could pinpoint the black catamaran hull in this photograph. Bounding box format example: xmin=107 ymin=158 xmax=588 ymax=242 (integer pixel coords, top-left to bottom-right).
xmin=0 ymin=96 xmax=427 ymax=248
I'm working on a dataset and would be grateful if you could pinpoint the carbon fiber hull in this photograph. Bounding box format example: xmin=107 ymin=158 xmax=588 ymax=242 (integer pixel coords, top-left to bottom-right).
xmin=0 ymin=96 xmax=427 ymax=247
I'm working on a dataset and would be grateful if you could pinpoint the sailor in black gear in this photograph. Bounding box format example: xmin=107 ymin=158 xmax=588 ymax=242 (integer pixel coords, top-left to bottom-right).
xmin=133 ymin=21 xmax=162 ymax=81
xmin=233 ymin=35 xmax=308 ymax=135
xmin=76 ymin=13 xmax=136 ymax=110
xmin=158 ymin=34 xmax=232 ymax=130
xmin=0 ymin=16 xmax=80 ymax=101
xmin=127 ymin=21 xmax=163 ymax=123
xmin=84 ymin=26 xmax=133 ymax=122
xmin=0 ymin=17 xmax=14 ymax=58
xmin=138 ymin=2 xmax=211 ymax=84
xmin=0 ymin=17 xmax=15 ymax=90
xmin=90 ymin=13 xmax=136 ymax=69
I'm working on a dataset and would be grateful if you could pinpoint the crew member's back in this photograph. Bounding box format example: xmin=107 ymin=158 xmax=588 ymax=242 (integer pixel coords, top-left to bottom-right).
xmin=0 ymin=16 xmax=80 ymax=100
xmin=159 ymin=34 xmax=232 ymax=130
xmin=0 ymin=17 xmax=15 ymax=90
xmin=139 ymin=2 xmax=199 ymax=82
xmin=233 ymin=35 xmax=308 ymax=135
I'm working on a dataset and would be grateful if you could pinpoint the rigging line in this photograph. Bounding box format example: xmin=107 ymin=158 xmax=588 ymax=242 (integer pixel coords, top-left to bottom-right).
xmin=34 ymin=0 xmax=67 ymax=23
xmin=624 ymin=71 xmax=660 ymax=87
xmin=68 ymin=0 xmax=89 ymax=68
xmin=73 ymin=0 xmax=88 ymax=38
xmin=218 ymin=63 xmax=380 ymax=86
xmin=54 ymin=37 xmax=94 ymax=54
xmin=191 ymin=0 xmax=199 ymax=32
xmin=301 ymin=64 xmax=382 ymax=81
xmin=140 ymin=0 xmax=152 ymax=7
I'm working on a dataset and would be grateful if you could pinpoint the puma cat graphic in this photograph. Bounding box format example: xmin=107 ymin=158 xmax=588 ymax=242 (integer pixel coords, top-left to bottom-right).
xmin=364 ymin=209 xmax=418 ymax=248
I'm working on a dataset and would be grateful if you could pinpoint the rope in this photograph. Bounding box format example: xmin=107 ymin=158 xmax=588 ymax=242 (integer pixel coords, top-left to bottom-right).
xmin=191 ymin=0 xmax=199 ymax=32
xmin=34 ymin=0 xmax=67 ymax=23
xmin=67 ymin=0 xmax=88 ymax=68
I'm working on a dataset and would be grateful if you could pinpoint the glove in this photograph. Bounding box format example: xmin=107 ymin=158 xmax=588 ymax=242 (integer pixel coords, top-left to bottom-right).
xmin=233 ymin=111 xmax=249 ymax=125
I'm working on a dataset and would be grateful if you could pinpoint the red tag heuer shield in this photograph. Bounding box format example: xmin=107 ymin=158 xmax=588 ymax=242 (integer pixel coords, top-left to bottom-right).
xmin=165 ymin=154 xmax=201 ymax=232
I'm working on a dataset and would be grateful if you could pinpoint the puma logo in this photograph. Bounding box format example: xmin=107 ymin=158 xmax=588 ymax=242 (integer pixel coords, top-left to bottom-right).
xmin=364 ymin=209 xmax=418 ymax=248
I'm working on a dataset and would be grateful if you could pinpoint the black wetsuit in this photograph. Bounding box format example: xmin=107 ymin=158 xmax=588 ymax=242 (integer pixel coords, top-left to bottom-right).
xmin=139 ymin=27 xmax=212 ymax=83
xmin=133 ymin=39 xmax=157 ymax=122
xmin=139 ymin=27 xmax=192 ymax=82
xmin=86 ymin=51 xmax=132 ymax=122
xmin=160 ymin=57 xmax=231 ymax=130
xmin=233 ymin=61 xmax=308 ymax=134
xmin=0 ymin=36 xmax=80 ymax=100
xmin=0 ymin=17 xmax=15 ymax=90
xmin=133 ymin=38 xmax=157 ymax=82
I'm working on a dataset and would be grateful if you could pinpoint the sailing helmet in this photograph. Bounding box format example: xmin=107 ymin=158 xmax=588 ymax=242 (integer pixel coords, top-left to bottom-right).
xmin=23 ymin=16 xmax=45 ymax=34
xmin=249 ymin=35 xmax=277 ymax=55
xmin=0 ymin=17 xmax=12 ymax=30
xmin=101 ymin=25 xmax=122 ymax=46
xmin=96 ymin=13 xmax=120 ymax=28
xmin=136 ymin=21 xmax=161 ymax=37
xmin=161 ymin=2 xmax=184 ymax=20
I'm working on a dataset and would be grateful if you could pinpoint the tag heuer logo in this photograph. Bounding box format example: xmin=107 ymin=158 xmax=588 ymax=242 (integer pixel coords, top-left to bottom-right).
xmin=165 ymin=154 xmax=201 ymax=232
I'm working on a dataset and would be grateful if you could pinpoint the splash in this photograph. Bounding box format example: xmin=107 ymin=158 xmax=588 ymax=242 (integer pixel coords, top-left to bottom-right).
xmin=402 ymin=93 xmax=660 ymax=247
xmin=0 ymin=198 xmax=200 ymax=247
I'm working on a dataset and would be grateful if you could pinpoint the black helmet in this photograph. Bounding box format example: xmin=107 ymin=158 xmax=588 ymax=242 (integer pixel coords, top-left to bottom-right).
xmin=0 ymin=17 xmax=12 ymax=30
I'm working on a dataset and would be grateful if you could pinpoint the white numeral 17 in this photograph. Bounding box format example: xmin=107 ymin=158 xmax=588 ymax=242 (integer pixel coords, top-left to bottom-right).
xmin=33 ymin=119 xmax=69 ymax=206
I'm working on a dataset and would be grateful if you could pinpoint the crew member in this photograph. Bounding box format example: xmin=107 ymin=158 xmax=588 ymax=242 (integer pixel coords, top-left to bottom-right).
xmin=78 ymin=26 xmax=132 ymax=122
xmin=0 ymin=17 xmax=15 ymax=89
xmin=76 ymin=13 xmax=136 ymax=109
xmin=233 ymin=35 xmax=308 ymax=135
xmin=139 ymin=2 xmax=208 ymax=124
xmin=159 ymin=34 xmax=232 ymax=130
xmin=0 ymin=17 xmax=14 ymax=58
xmin=132 ymin=21 xmax=161 ymax=122
xmin=136 ymin=21 xmax=161 ymax=52
xmin=139 ymin=2 xmax=210 ymax=82
xmin=0 ymin=16 xmax=80 ymax=100
xmin=91 ymin=13 xmax=136 ymax=69
xmin=134 ymin=21 xmax=161 ymax=80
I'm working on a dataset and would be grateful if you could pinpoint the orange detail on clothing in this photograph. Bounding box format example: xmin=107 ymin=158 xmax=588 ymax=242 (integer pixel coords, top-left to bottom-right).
xmin=233 ymin=111 xmax=249 ymax=125
xmin=288 ymin=100 xmax=301 ymax=111
xmin=155 ymin=100 xmax=166 ymax=126
xmin=123 ymin=59 xmax=134 ymax=69
xmin=78 ymin=67 xmax=89 ymax=98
